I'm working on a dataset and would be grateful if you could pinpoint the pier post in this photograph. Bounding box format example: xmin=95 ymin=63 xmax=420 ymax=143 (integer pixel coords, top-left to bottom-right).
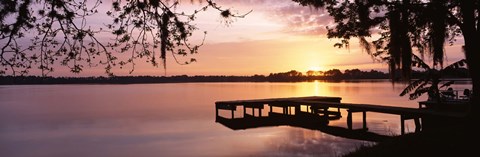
xmin=231 ymin=109 xmax=234 ymax=119
xmin=414 ymin=118 xmax=421 ymax=132
xmin=269 ymin=105 xmax=272 ymax=113
xmin=259 ymin=108 xmax=262 ymax=117
xmin=400 ymin=115 xmax=405 ymax=135
xmin=252 ymin=108 xmax=255 ymax=117
xmin=362 ymin=111 xmax=367 ymax=130
xmin=295 ymin=105 xmax=300 ymax=115
xmin=243 ymin=106 xmax=246 ymax=117
xmin=347 ymin=110 xmax=352 ymax=130
xmin=323 ymin=107 xmax=328 ymax=118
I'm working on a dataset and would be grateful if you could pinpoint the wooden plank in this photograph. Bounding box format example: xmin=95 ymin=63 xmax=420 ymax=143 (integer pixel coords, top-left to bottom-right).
xmin=293 ymin=100 xmax=466 ymax=118
xmin=215 ymin=97 xmax=341 ymax=114
xmin=318 ymin=110 xmax=341 ymax=116
xmin=269 ymin=103 xmax=298 ymax=107
xmin=215 ymin=96 xmax=341 ymax=105
xmin=215 ymin=103 xmax=237 ymax=110
xmin=244 ymin=103 xmax=264 ymax=108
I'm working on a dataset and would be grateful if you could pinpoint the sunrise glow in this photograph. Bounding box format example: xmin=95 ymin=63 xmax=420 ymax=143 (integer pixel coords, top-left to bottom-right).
xmin=2 ymin=0 xmax=466 ymax=77
xmin=1 ymin=1 xmax=475 ymax=157
xmin=308 ymin=66 xmax=324 ymax=71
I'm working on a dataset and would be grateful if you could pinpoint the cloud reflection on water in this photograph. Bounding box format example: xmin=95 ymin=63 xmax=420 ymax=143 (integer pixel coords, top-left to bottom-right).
xmin=1 ymin=82 xmax=468 ymax=156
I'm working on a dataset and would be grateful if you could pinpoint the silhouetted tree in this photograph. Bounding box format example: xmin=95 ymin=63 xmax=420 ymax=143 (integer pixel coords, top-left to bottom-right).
xmin=306 ymin=70 xmax=324 ymax=76
xmin=344 ymin=69 xmax=362 ymax=78
xmin=293 ymin=0 xmax=480 ymax=117
xmin=324 ymin=69 xmax=342 ymax=77
xmin=0 ymin=0 xmax=250 ymax=76
xmin=286 ymin=70 xmax=303 ymax=77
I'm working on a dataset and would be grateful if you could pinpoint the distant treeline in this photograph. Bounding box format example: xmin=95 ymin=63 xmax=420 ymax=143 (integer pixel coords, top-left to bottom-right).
xmin=0 ymin=68 xmax=470 ymax=85
xmin=268 ymin=69 xmax=389 ymax=81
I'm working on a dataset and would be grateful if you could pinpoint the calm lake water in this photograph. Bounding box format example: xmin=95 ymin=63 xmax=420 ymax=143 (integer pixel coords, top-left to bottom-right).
xmin=0 ymin=80 xmax=471 ymax=157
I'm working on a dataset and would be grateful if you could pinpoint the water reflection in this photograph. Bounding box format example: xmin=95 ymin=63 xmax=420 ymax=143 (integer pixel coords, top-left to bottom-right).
xmin=0 ymin=81 xmax=471 ymax=157
xmin=216 ymin=112 xmax=391 ymax=142
xmin=257 ymin=128 xmax=372 ymax=157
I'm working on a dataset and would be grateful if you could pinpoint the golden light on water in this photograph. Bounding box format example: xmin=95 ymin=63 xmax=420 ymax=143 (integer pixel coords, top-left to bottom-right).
xmin=313 ymin=80 xmax=320 ymax=96
xmin=1 ymin=81 xmax=441 ymax=156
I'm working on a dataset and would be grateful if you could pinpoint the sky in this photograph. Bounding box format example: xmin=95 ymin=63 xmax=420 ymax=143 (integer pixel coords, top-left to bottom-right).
xmin=10 ymin=0 xmax=467 ymax=76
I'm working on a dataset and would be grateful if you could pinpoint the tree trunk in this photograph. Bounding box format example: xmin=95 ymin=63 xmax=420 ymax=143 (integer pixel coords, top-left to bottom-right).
xmin=460 ymin=1 xmax=479 ymax=118
xmin=401 ymin=0 xmax=412 ymax=79
xmin=464 ymin=36 xmax=480 ymax=117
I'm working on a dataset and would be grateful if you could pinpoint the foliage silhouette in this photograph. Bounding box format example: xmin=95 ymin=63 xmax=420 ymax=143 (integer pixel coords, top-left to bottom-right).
xmin=2 ymin=68 xmax=469 ymax=85
xmin=293 ymin=0 xmax=480 ymax=117
xmin=0 ymin=0 xmax=250 ymax=76
xmin=400 ymin=54 xmax=467 ymax=100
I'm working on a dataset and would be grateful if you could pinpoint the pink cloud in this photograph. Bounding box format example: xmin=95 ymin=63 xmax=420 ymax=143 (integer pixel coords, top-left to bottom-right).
xmin=271 ymin=4 xmax=333 ymax=35
xmin=187 ymin=0 xmax=334 ymax=36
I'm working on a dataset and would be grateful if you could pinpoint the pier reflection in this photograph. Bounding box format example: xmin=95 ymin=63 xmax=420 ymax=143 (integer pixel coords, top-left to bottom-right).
xmin=216 ymin=111 xmax=391 ymax=142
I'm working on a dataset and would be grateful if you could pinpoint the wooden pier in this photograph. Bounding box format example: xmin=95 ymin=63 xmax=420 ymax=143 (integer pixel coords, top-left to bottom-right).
xmin=215 ymin=96 xmax=467 ymax=135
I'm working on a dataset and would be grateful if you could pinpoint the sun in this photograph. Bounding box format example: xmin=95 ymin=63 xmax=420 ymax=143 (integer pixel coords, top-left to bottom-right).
xmin=308 ymin=66 xmax=324 ymax=71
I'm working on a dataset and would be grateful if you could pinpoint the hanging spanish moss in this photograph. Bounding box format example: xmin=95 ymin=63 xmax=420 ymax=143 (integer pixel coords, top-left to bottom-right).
xmin=400 ymin=1 xmax=412 ymax=79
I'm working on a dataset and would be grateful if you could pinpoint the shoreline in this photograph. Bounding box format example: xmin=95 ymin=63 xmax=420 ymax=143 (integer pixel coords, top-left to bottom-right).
xmin=0 ymin=75 xmax=472 ymax=85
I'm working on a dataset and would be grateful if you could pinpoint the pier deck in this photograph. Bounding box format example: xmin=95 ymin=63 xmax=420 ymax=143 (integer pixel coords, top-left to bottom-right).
xmin=215 ymin=96 xmax=467 ymax=135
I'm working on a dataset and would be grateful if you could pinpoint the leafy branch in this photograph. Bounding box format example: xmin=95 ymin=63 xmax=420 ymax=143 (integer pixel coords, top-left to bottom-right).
xmin=0 ymin=0 xmax=251 ymax=76
xmin=400 ymin=54 xmax=467 ymax=100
